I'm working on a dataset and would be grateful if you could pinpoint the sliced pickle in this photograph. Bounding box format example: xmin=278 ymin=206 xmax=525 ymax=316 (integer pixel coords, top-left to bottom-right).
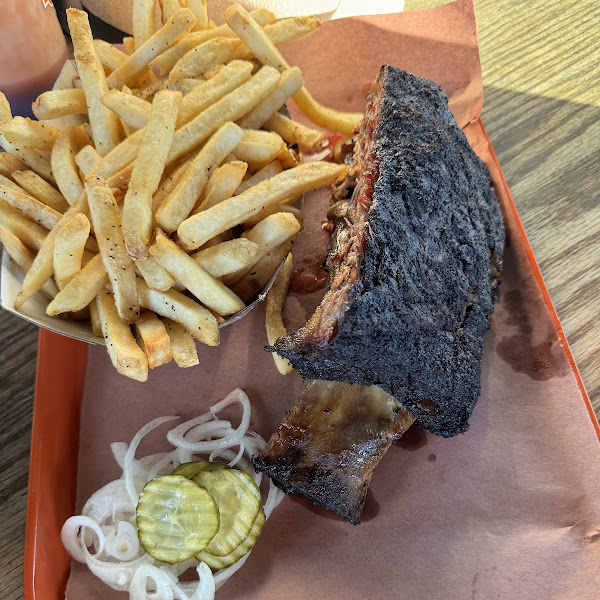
xmin=136 ymin=475 xmax=219 ymax=564
xmin=198 ymin=507 xmax=265 ymax=569
xmin=171 ymin=460 xmax=226 ymax=479
xmin=192 ymin=468 xmax=261 ymax=557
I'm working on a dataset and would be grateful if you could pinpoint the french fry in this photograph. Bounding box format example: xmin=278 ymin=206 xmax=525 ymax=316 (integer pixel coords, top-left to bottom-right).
xmin=134 ymin=311 xmax=173 ymax=368
xmin=86 ymin=176 xmax=139 ymax=322
xmin=162 ymin=318 xmax=199 ymax=367
xmin=136 ymin=74 xmax=166 ymax=100
xmin=244 ymin=197 xmax=303 ymax=227
xmin=265 ymin=252 xmax=294 ymax=374
xmin=237 ymin=67 xmax=303 ymax=130
xmin=230 ymin=240 xmax=292 ymax=302
xmin=67 ymin=9 xmax=122 ymax=154
xmin=0 ymin=224 xmax=58 ymax=300
xmin=96 ymin=292 xmax=148 ymax=382
xmin=152 ymin=156 xmax=193 ymax=213
xmin=0 ymin=91 xmax=11 ymax=124
xmin=275 ymin=143 xmax=299 ymax=169
xmin=101 ymin=89 xmax=152 ymax=129
xmin=136 ymin=278 xmax=219 ymax=346
xmin=221 ymin=212 xmax=300 ymax=285
xmin=53 ymin=213 xmax=91 ymax=288
xmin=107 ymin=9 xmax=197 ymax=89
xmin=192 ymin=237 xmax=260 ymax=278
xmin=188 ymin=0 xmax=208 ymax=30
xmin=51 ymin=126 xmax=92 ymax=204
xmin=106 ymin=162 xmax=135 ymax=192
xmin=231 ymin=15 xmax=321 ymax=60
xmin=11 ymin=170 xmax=69 ymax=212
xmin=159 ymin=0 xmax=181 ymax=22
xmin=89 ymin=293 xmax=103 ymax=336
xmin=136 ymin=256 xmax=175 ymax=291
xmin=194 ymin=160 xmax=247 ymax=213
xmin=0 ymin=199 xmax=47 ymax=251
xmin=32 ymin=89 xmax=88 ymax=121
xmin=75 ymin=145 xmax=102 ymax=176
xmin=123 ymin=90 xmax=181 ymax=259
xmin=0 ymin=173 xmax=25 ymax=194
xmin=235 ymin=160 xmax=282 ymax=194
xmin=233 ymin=130 xmax=283 ymax=171
xmin=263 ymin=112 xmax=324 ymax=152
xmin=170 ymin=38 xmax=239 ymax=81
xmin=150 ymin=228 xmax=245 ymax=316
xmin=225 ymin=4 xmax=362 ymax=135
xmin=94 ymin=39 xmax=128 ymax=71
xmin=175 ymin=60 xmax=254 ymax=127
xmin=166 ymin=78 xmax=203 ymax=94
xmin=46 ymin=253 xmax=108 ymax=315
xmin=0 ymin=185 xmax=62 ymax=230
xmin=0 ymin=153 xmax=27 ymax=178
xmin=133 ymin=0 xmax=156 ymax=50
xmin=156 ymin=122 xmax=243 ymax=233
xmin=14 ymin=193 xmax=88 ymax=308
xmin=177 ymin=161 xmax=346 ymax=249
xmin=0 ymin=117 xmax=60 ymax=151
xmin=167 ymin=66 xmax=280 ymax=165
xmin=91 ymin=128 xmax=144 ymax=180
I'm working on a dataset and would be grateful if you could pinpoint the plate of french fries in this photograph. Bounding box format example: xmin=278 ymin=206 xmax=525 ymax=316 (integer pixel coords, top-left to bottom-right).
xmin=0 ymin=2 xmax=359 ymax=381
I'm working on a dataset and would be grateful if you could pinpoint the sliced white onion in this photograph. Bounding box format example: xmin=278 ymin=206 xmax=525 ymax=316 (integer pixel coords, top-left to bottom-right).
xmin=82 ymin=479 xmax=135 ymax=525
xmin=129 ymin=564 xmax=174 ymax=600
xmin=61 ymin=515 xmax=106 ymax=563
xmin=263 ymin=480 xmax=286 ymax=519
xmin=213 ymin=553 xmax=251 ymax=589
xmin=105 ymin=521 xmax=140 ymax=561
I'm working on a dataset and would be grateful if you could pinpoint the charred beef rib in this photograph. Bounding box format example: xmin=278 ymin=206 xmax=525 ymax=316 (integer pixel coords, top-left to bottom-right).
xmin=270 ymin=65 xmax=505 ymax=437
xmin=253 ymin=380 xmax=414 ymax=524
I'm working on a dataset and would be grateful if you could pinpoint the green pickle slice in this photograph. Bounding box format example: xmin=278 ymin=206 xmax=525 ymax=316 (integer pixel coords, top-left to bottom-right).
xmin=171 ymin=460 xmax=226 ymax=479
xmin=198 ymin=507 xmax=265 ymax=569
xmin=192 ymin=468 xmax=261 ymax=557
xmin=136 ymin=475 xmax=219 ymax=564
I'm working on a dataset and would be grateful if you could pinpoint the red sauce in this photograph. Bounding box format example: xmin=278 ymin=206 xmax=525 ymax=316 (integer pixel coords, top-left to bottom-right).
xmin=290 ymin=255 xmax=329 ymax=294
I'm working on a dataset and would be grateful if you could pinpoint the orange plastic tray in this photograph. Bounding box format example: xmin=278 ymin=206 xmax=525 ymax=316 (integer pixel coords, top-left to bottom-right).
xmin=22 ymin=122 xmax=599 ymax=600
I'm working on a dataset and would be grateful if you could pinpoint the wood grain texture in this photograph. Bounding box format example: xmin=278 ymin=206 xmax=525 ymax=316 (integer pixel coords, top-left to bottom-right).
xmin=1 ymin=0 xmax=599 ymax=598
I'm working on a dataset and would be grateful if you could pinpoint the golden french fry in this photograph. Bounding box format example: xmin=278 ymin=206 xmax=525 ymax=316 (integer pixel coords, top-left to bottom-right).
xmin=162 ymin=318 xmax=199 ymax=367
xmin=0 ymin=173 xmax=25 ymax=194
xmin=178 ymin=161 xmax=346 ymax=249
xmin=170 ymin=38 xmax=239 ymax=81
xmin=235 ymin=160 xmax=282 ymax=194
xmin=123 ymin=90 xmax=181 ymax=259
xmin=0 ymin=199 xmax=47 ymax=251
xmin=230 ymin=240 xmax=292 ymax=302
xmin=156 ymin=122 xmax=243 ymax=233
xmin=107 ymin=9 xmax=197 ymax=89
xmin=0 ymin=117 xmax=60 ymax=151
xmin=136 ymin=278 xmax=219 ymax=346
xmin=107 ymin=162 xmax=135 ymax=192
xmin=222 ymin=212 xmax=300 ymax=285
xmin=237 ymin=67 xmax=303 ymax=130
xmin=275 ymin=143 xmax=299 ymax=169
xmin=101 ymin=89 xmax=152 ymax=129
xmin=75 ymin=145 xmax=102 ymax=176
xmin=192 ymin=237 xmax=260 ymax=278
xmin=94 ymin=39 xmax=128 ymax=71
xmin=46 ymin=253 xmax=108 ymax=315
xmin=233 ymin=129 xmax=283 ymax=171
xmin=167 ymin=65 xmax=280 ymax=165
xmin=136 ymin=74 xmax=166 ymax=100
xmin=0 ymin=92 xmax=11 ymax=124
xmin=194 ymin=160 xmax=247 ymax=213
xmin=11 ymin=170 xmax=69 ymax=212
xmin=188 ymin=0 xmax=208 ymax=30
xmin=51 ymin=126 xmax=92 ymax=204
xmin=0 ymin=152 xmax=27 ymax=177
xmin=67 ymin=9 xmax=122 ymax=154
xmin=265 ymin=252 xmax=294 ymax=374
xmin=231 ymin=15 xmax=321 ymax=60
xmin=96 ymin=292 xmax=148 ymax=382
xmin=133 ymin=0 xmax=156 ymax=50
xmin=225 ymin=4 xmax=362 ymax=135
xmin=53 ymin=213 xmax=91 ymax=288
xmin=136 ymin=256 xmax=176 ymax=291
xmin=86 ymin=176 xmax=139 ymax=322
xmin=165 ymin=78 xmax=203 ymax=94
xmin=150 ymin=228 xmax=245 ymax=315
xmin=0 ymin=224 xmax=58 ymax=300
xmin=0 ymin=185 xmax=61 ymax=230
xmin=159 ymin=0 xmax=181 ymax=22
xmin=122 ymin=36 xmax=135 ymax=55
xmin=263 ymin=112 xmax=324 ymax=151
xmin=32 ymin=89 xmax=88 ymax=120
xmin=134 ymin=310 xmax=173 ymax=368
xmin=14 ymin=193 xmax=88 ymax=308
xmin=91 ymin=128 xmax=144 ymax=180
xmin=89 ymin=293 xmax=103 ymax=336
xmin=152 ymin=156 xmax=193 ymax=213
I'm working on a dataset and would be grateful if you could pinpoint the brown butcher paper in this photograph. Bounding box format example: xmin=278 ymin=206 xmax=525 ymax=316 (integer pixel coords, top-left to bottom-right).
xmin=65 ymin=1 xmax=600 ymax=598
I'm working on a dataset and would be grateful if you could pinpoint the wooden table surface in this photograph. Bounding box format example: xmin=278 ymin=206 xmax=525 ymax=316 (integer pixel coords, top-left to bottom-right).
xmin=0 ymin=1 xmax=598 ymax=598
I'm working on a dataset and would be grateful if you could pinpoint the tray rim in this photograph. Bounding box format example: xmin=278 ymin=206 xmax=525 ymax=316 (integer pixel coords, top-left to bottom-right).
xmin=22 ymin=120 xmax=600 ymax=600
